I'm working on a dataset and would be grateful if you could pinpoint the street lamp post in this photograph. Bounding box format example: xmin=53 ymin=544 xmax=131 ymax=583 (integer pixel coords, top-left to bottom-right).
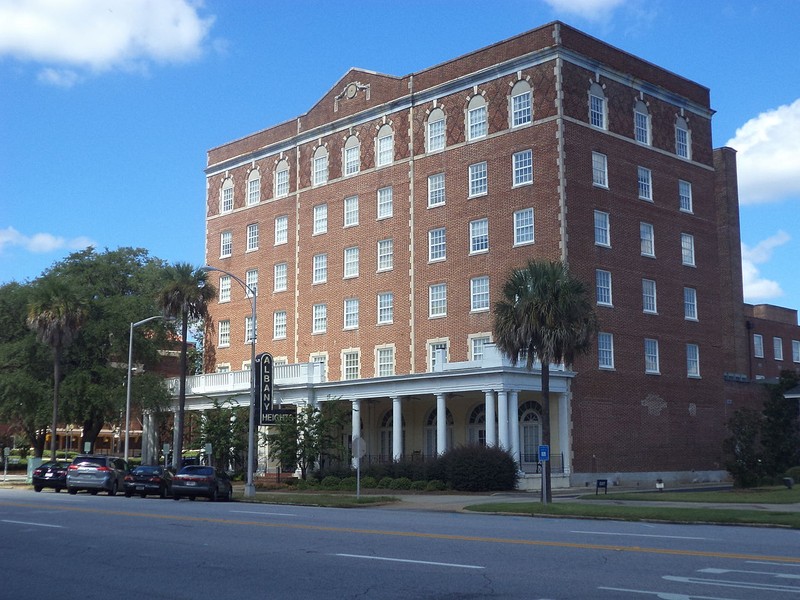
xmin=201 ymin=266 xmax=257 ymax=498
xmin=125 ymin=315 xmax=168 ymax=463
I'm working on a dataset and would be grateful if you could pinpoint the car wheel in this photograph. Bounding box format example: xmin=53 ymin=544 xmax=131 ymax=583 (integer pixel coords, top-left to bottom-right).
xmin=189 ymin=496 xmax=196 ymax=501
xmin=54 ymin=488 xmax=61 ymax=493
xmin=125 ymin=491 xmax=132 ymax=498
xmin=159 ymin=486 xmax=167 ymax=499
xmin=209 ymin=487 xmax=217 ymax=502
xmin=140 ymin=492 xmax=147 ymax=498
xmin=173 ymin=495 xmax=181 ymax=501
xmin=34 ymin=485 xmax=42 ymax=492
xmin=109 ymin=481 xmax=118 ymax=496
xmin=90 ymin=490 xmax=98 ymax=495
xmin=225 ymin=486 xmax=233 ymax=502
xmin=68 ymin=487 xmax=78 ymax=495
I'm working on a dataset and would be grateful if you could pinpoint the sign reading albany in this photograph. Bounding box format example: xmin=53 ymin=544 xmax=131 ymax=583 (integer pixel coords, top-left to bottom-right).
xmin=255 ymin=352 xmax=295 ymax=425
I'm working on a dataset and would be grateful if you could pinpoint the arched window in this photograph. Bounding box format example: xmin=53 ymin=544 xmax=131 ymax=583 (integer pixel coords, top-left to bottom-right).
xmin=376 ymin=124 xmax=394 ymax=167
xmin=312 ymin=146 xmax=328 ymax=186
xmin=468 ymin=405 xmax=486 ymax=446
xmin=510 ymin=80 xmax=532 ymax=127
xmin=589 ymin=82 xmax=606 ymax=129
xmin=424 ymin=407 xmax=454 ymax=456
xmin=426 ymin=107 xmax=445 ymax=153
xmin=220 ymin=177 xmax=234 ymax=213
xmin=675 ymin=116 xmax=691 ymax=159
xmin=634 ymin=100 xmax=650 ymax=145
xmin=246 ymin=169 xmax=260 ymax=206
xmin=379 ymin=410 xmax=405 ymax=461
xmin=518 ymin=401 xmax=542 ymax=464
xmin=343 ymin=135 xmax=360 ymax=176
xmin=274 ymin=159 xmax=289 ymax=198
xmin=467 ymin=95 xmax=487 ymax=140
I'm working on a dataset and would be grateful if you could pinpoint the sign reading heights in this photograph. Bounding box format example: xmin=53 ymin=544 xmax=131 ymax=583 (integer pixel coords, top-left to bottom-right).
xmin=255 ymin=352 xmax=295 ymax=425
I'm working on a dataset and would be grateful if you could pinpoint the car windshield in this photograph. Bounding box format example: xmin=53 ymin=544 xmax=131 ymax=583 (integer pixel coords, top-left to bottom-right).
xmin=135 ymin=467 xmax=162 ymax=475
xmin=179 ymin=466 xmax=213 ymax=476
xmin=73 ymin=457 xmax=106 ymax=467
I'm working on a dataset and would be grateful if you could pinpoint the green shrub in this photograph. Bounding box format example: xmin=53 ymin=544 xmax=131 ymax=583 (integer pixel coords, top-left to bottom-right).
xmin=410 ymin=480 xmax=427 ymax=491
xmin=377 ymin=476 xmax=393 ymax=489
xmin=784 ymin=466 xmax=800 ymax=483
xmin=425 ymin=479 xmax=447 ymax=491
xmin=360 ymin=475 xmax=378 ymax=489
xmin=388 ymin=477 xmax=412 ymax=490
xmin=338 ymin=476 xmax=357 ymax=491
xmin=442 ymin=445 xmax=519 ymax=492
xmin=320 ymin=475 xmax=341 ymax=489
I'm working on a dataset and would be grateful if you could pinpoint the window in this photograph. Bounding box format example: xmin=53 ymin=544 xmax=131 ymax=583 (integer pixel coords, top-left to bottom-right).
xmin=273 ymin=311 xmax=287 ymax=339
xmin=470 ymin=276 xmax=489 ymax=312
xmin=589 ymin=83 xmax=606 ymax=129
xmin=638 ymin=167 xmax=652 ymax=201
xmin=376 ymin=125 xmax=393 ymax=167
xmin=679 ymin=180 xmax=693 ymax=213
xmin=220 ymin=179 xmax=233 ymax=213
xmin=377 ymin=238 xmax=393 ymax=271
xmin=312 ymin=253 xmax=327 ymax=284
xmin=218 ymin=276 xmax=231 ymax=302
xmin=220 ymin=231 xmax=232 ymax=258
xmin=245 ymin=269 xmax=258 ymax=297
xmin=275 ymin=162 xmax=289 ymax=198
xmin=644 ymin=338 xmax=660 ymax=374
xmin=642 ymin=279 xmax=657 ymax=314
xmin=640 ymin=222 xmax=655 ymax=257
xmin=511 ymin=81 xmax=532 ymax=127
xmin=687 ymin=344 xmax=700 ymax=377
xmin=429 ymin=283 xmax=447 ymax=317
xmin=427 ymin=109 xmax=445 ymax=152
xmin=377 ymin=346 xmax=395 ymax=377
xmin=312 ymin=304 xmax=327 ymax=334
xmin=676 ymin=116 xmax=691 ymax=159
xmin=513 ymin=150 xmax=533 ymax=186
xmin=774 ymin=337 xmax=784 ymax=361
xmin=594 ymin=210 xmax=610 ymax=246
xmin=684 ymin=287 xmax=697 ymax=320
xmin=246 ymin=223 xmax=259 ymax=251
xmin=429 ymin=340 xmax=448 ymax=371
xmin=467 ymin=96 xmax=487 ymax=140
xmin=344 ymin=136 xmax=360 ymax=176
xmin=469 ymin=219 xmax=488 ymax=254
xmin=428 ymin=173 xmax=445 ymax=207
xmin=596 ymin=269 xmax=612 ymax=306
xmin=469 ymin=161 xmax=487 ymax=197
xmin=274 ymin=262 xmax=287 ymax=292
xmin=312 ymin=147 xmax=328 ymax=185
xmin=428 ymin=228 xmax=446 ymax=262
xmin=343 ymin=246 xmax=359 ymax=278
xmin=598 ymin=332 xmax=614 ymax=369
xmin=514 ymin=208 xmax=534 ymax=245
xmin=274 ymin=215 xmax=288 ymax=245
xmin=313 ymin=204 xmax=328 ymax=235
xmin=218 ymin=320 xmax=230 ymax=347
xmin=377 ymin=292 xmax=393 ymax=324
xmin=681 ymin=233 xmax=695 ymax=266
xmin=592 ymin=152 xmax=608 ymax=188
xmin=470 ymin=336 xmax=490 ymax=361
xmin=377 ymin=186 xmax=393 ymax=219
xmin=793 ymin=340 xmax=800 ymax=363
xmin=754 ymin=333 xmax=764 ymax=358
xmin=634 ymin=100 xmax=650 ymax=145
xmin=343 ymin=350 xmax=360 ymax=380
xmin=344 ymin=195 xmax=359 ymax=227
xmin=247 ymin=171 xmax=260 ymax=206
xmin=245 ymin=315 xmax=256 ymax=344
xmin=343 ymin=298 xmax=359 ymax=330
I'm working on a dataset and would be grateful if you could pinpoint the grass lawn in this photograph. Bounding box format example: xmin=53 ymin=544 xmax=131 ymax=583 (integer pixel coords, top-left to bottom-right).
xmin=579 ymin=486 xmax=800 ymax=504
xmin=235 ymin=490 xmax=397 ymax=508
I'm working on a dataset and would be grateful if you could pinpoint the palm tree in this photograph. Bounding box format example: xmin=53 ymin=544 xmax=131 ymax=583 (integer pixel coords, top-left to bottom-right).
xmin=27 ymin=276 xmax=87 ymax=460
xmin=493 ymin=259 xmax=597 ymax=502
xmin=158 ymin=263 xmax=215 ymax=470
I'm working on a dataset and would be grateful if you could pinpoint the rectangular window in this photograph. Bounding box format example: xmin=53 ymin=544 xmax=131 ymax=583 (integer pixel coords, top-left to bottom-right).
xmin=245 ymin=269 xmax=258 ymax=297
xmin=429 ymin=283 xmax=447 ymax=317
xmin=514 ymin=208 xmax=534 ymax=245
xmin=640 ymin=222 xmax=655 ymax=257
xmin=793 ymin=340 xmax=800 ymax=363
xmin=513 ymin=150 xmax=533 ymax=186
xmin=343 ymin=298 xmax=359 ymax=330
xmin=218 ymin=276 xmax=231 ymax=302
xmin=377 ymin=133 xmax=393 ymax=166
xmin=596 ymin=269 xmax=612 ymax=306
xmin=592 ymin=152 xmax=608 ymax=188
xmin=313 ymin=204 xmax=328 ymax=235
xmin=687 ymin=343 xmax=700 ymax=377
xmin=642 ymin=279 xmax=657 ymax=314
xmin=428 ymin=173 xmax=445 ymax=207
xmin=221 ymin=186 xmax=233 ymax=213
xmin=275 ymin=168 xmax=289 ymax=198
xmin=590 ymin=93 xmax=605 ymax=128
xmin=343 ymin=246 xmax=359 ymax=278
xmin=312 ymin=253 xmax=327 ymax=284
xmin=344 ymin=195 xmax=359 ymax=227
xmin=598 ymin=332 xmax=614 ymax=369
xmin=645 ymin=338 xmax=660 ymax=374
xmin=247 ymin=177 xmax=260 ymax=206
xmin=469 ymin=219 xmax=488 ymax=254
xmin=377 ymin=238 xmax=393 ymax=271
xmin=638 ymin=166 xmax=652 ymax=201
xmin=428 ymin=228 xmax=446 ymax=262
xmin=343 ymin=351 xmax=360 ymax=380
xmin=774 ymin=337 xmax=784 ymax=361
xmin=469 ymin=162 xmax=488 ymax=197
xmin=594 ymin=210 xmax=610 ymax=246
xmin=512 ymin=91 xmax=532 ymax=126
xmin=377 ymin=346 xmax=395 ymax=377
xmin=377 ymin=292 xmax=393 ymax=324
xmin=313 ymin=154 xmax=328 ymax=185
xmin=634 ymin=110 xmax=650 ymax=144
xmin=344 ymin=145 xmax=360 ymax=176
xmin=471 ymin=336 xmax=490 ymax=361
xmin=245 ymin=315 xmax=256 ymax=344
xmin=684 ymin=287 xmax=697 ymax=320
xmin=218 ymin=320 xmax=230 ymax=347
xmin=312 ymin=304 xmax=327 ymax=334
xmin=468 ymin=105 xmax=487 ymax=140
xmin=273 ymin=311 xmax=287 ymax=340
xmin=676 ymin=125 xmax=690 ymax=158
xmin=246 ymin=223 xmax=259 ymax=251
xmin=754 ymin=333 xmax=764 ymax=358
xmin=679 ymin=180 xmax=693 ymax=213
xmin=274 ymin=262 xmax=287 ymax=292
xmin=377 ymin=186 xmax=393 ymax=219
xmin=681 ymin=233 xmax=695 ymax=266
xmin=220 ymin=231 xmax=232 ymax=258
xmin=470 ymin=276 xmax=490 ymax=312
xmin=274 ymin=215 xmax=288 ymax=245
xmin=428 ymin=118 xmax=445 ymax=152
xmin=429 ymin=341 xmax=448 ymax=371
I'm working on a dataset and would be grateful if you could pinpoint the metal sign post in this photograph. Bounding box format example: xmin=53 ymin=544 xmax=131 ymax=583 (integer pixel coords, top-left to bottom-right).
xmin=538 ymin=444 xmax=550 ymax=505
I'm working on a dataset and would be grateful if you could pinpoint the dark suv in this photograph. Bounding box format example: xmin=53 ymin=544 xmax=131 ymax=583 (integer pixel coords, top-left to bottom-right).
xmin=67 ymin=455 xmax=129 ymax=496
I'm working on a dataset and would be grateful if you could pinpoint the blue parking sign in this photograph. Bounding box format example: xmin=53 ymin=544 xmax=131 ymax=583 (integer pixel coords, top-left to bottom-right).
xmin=538 ymin=444 xmax=550 ymax=462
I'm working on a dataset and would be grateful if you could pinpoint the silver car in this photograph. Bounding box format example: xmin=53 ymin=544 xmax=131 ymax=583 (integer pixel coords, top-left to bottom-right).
xmin=67 ymin=455 xmax=129 ymax=496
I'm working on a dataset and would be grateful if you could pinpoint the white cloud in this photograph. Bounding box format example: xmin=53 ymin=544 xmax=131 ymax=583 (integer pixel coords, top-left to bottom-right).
xmin=726 ymin=99 xmax=800 ymax=205
xmin=0 ymin=0 xmax=214 ymax=84
xmin=542 ymin=0 xmax=627 ymax=21
xmin=741 ymin=231 xmax=790 ymax=302
xmin=0 ymin=226 xmax=95 ymax=254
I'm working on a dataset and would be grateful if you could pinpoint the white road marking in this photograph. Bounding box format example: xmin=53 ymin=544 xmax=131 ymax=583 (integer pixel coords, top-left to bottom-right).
xmin=571 ymin=530 xmax=707 ymax=540
xmin=2 ymin=520 xmax=63 ymax=528
xmin=335 ymin=553 xmax=484 ymax=569
xmin=229 ymin=510 xmax=297 ymax=517
xmin=664 ymin=575 xmax=800 ymax=593
xmin=748 ymin=560 xmax=800 ymax=568
xmin=700 ymin=567 xmax=800 ymax=579
xmin=599 ymin=586 xmax=738 ymax=599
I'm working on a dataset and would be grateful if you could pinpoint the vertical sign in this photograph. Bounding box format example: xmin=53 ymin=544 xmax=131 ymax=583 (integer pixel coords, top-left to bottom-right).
xmin=256 ymin=352 xmax=274 ymax=426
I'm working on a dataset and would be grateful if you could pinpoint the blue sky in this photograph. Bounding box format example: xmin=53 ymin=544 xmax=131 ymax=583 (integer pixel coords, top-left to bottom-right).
xmin=2 ymin=0 xmax=799 ymax=315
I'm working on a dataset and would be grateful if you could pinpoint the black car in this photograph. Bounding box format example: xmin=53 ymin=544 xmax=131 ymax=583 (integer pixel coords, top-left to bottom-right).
xmin=67 ymin=455 xmax=129 ymax=496
xmin=31 ymin=460 xmax=69 ymax=493
xmin=172 ymin=465 xmax=233 ymax=502
xmin=123 ymin=465 xmax=175 ymax=498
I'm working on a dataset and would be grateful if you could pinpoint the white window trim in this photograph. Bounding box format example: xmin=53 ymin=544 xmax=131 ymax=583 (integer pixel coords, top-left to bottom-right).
xmin=598 ymin=332 xmax=614 ymax=369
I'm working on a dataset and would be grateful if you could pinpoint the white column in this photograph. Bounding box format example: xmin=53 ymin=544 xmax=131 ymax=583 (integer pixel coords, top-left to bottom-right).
xmin=436 ymin=393 xmax=446 ymax=455
xmin=392 ymin=396 xmax=403 ymax=461
xmin=497 ymin=391 xmax=509 ymax=450
xmin=141 ymin=411 xmax=157 ymax=465
xmin=351 ymin=399 xmax=361 ymax=470
xmin=558 ymin=392 xmax=572 ymax=475
xmin=484 ymin=390 xmax=496 ymax=446
xmin=509 ymin=391 xmax=520 ymax=466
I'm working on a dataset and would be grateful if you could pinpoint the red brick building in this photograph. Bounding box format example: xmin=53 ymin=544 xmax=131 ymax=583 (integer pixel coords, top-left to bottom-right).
xmin=198 ymin=22 xmax=799 ymax=486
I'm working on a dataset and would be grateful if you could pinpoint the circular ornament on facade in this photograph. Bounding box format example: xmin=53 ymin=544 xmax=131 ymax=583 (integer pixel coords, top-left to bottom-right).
xmin=346 ymin=83 xmax=358 ymax=99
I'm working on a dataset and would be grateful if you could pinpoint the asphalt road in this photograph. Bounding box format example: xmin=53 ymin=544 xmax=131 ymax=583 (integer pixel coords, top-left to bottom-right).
xmin=1 ymin=487 xmax=799 ymax=599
